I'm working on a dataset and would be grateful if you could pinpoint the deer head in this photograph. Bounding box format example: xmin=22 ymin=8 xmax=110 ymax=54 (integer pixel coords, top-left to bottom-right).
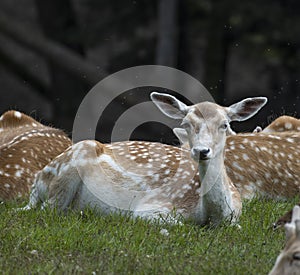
xmin=150 ymin=92 xmax=267 ymax=162
xmin=269 ymin=205 xmax=300 ymax=275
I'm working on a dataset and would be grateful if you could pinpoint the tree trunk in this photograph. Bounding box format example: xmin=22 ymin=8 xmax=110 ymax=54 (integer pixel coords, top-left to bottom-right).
xmin=203 ymin=0 xmax=232 ymax=104
xmin=34 ymin=0 xmax=90 ymax=131
xmin=0 ymin=11 xmax=103 ymax=85
xmin=177 ymin=0 xmax=189 ymax=72
xmin=155 ymin=0 xmax=179 ymax=67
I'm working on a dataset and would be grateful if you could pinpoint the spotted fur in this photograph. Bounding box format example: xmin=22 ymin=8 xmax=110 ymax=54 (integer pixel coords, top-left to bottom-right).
xmin=22 ymin=95 xmax=300 ymax=226
xmin=254 ymin=115 xmax=300 ymax=134
xmin=0 ymin=110 xmax=72 ymax=200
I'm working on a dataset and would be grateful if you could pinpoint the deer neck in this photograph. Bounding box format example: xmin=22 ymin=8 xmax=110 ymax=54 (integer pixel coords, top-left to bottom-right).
xmin=196 ymin=150 xmax=236 ymax=225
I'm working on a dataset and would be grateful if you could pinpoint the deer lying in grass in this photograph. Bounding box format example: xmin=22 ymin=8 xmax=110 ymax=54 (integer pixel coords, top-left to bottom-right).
xmin=0 ymin=110 xmax=71 ymax=200
xmin=254 ymin=115 xmax=300 ymax=133
xmin=21 ymin=94 xmax=300 ymax=225
xmin=253 ymin=115 xmax=300 ymax=228
xmin=269 ymin=205 xmax=300 ymax=275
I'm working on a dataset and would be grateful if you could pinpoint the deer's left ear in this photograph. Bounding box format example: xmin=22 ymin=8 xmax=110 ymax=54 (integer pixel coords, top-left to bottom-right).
xmin=226 ymin=97 xmax=267 ymax=122
xmin=173 ymin=128 xmax=188 ymax=144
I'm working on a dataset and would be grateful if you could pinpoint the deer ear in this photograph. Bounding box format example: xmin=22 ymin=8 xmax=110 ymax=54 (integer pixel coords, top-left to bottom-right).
xmin=291 ymin=205 xmax=300 ymax=239
xmin=284 ymin=205 xmax=300 ymax=241
xmin=285 ymin=223 xmax=295 ymax=241
xmin=150 ymin=92 xmax=188 ymax=119
xmin=296 ymin=220 xmax=300 ymax=240
xmin=173 ymin=128 xmax=188 ymax=144
xmin=226 ymin=97 xmax=267 ymax=122
xmin=291 ymin=205 xmax=300 ymax=223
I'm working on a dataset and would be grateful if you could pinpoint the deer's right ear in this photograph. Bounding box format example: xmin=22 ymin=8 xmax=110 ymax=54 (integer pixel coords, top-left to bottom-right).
xmin=173 ymin=128 xmax=188 ymax=144
xmin=150 ymin=92 xmax=188 ymax=119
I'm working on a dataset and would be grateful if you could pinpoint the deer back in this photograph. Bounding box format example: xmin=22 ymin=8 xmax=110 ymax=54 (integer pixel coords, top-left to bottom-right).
xmin=225 ymin=132 xmax=300 ymax=199
xmin=0 ymin=110 xmax=71 ymax=200
xmin=263 ymin=116 xmax=300 ymax=133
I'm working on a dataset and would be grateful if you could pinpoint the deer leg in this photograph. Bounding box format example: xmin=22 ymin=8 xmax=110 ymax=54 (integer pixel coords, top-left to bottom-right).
xmin=20 ymin=163 xmax=83 ymax=211
xmin=19 ymin=172 xmax=48 ymax=210
xmin=45 ymin=167 xmax=83 ymax=211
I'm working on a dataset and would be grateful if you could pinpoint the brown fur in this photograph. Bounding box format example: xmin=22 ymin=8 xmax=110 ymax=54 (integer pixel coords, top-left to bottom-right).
xmin=225 ymin=132 xmax=300 ymax=199
xmin=0 ymin=110 xmax=72 ymax=200
xmin=264 ymin=116 xmax=300 ymax=133
xmin=258 ymin=116 xmax=300 ymax=227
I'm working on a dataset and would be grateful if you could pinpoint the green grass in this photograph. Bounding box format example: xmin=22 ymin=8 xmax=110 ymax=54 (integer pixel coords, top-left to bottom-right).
xmin=0 ymin=198 xmax=297 ymax=274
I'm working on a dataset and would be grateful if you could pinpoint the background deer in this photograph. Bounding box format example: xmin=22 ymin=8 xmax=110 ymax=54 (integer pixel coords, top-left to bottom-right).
xmin=21 ymin=93 xmax=300 ymax=226
xmin=269 ymin=205 xmax=300 ymax=275
xmin=252 ymin=115 xmax=300 ymax=228
xmin=254 ymin=115 xmax=300 ymax=133
xmin=0 ymin=110 xmax=71 ymax=200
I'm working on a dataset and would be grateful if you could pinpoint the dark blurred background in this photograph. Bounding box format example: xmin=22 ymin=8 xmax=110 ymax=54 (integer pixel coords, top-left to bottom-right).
xmin=0 ymin=0 xmax=299 ymax=144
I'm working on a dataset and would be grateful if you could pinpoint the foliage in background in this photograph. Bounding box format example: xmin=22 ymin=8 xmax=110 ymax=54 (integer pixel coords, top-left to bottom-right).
xmin=0 ymin=0 xmax=300 ymax=137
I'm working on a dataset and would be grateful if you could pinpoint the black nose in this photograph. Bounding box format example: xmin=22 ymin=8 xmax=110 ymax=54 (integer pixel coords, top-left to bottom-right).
xmin=192 ymin=147 xmax=210 ymax=160
xmin=200 ymin=148 xmax=210 ymax=159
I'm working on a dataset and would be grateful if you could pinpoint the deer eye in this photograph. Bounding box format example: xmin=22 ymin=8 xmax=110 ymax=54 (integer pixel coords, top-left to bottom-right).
xmin=220 ymin=122 xmax=228 ymax=130
xmin=293 ymin=252 xmax=300 ymax=260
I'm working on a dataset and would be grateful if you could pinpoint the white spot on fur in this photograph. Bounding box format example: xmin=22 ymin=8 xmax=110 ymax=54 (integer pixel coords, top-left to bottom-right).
xmin=15 ymin=171 xmax=22 ymax=177
xmin=232 ymin=161 xmax=243 ymax=171
xmin=14 ymin=111 xmax=22 ymax=118
xmin=265 ymin=173 xmax=271 ymax=179
xmin=242 ymin=154 xmax=249 ymax=161
xmin=285 ymin=122 xmax=292 ymax=129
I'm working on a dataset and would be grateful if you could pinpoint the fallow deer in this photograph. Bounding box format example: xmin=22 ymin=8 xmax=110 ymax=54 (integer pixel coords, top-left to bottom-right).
xmin=269 ymin=205 xmax=300 ymax=275
xmin=254 ymin=115 xmax=300 ymax=133
xmin=0 ymin=110 xmax=71 ymax=200
xmin=21 ymin=93 xmax=300 ymax=226
xmin=253 ymin=115 xmax=300 ymax=228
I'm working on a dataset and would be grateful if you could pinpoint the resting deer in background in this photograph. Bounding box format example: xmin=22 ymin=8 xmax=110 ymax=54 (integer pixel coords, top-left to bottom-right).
xmin=251 ymin=115 xmax=300 ymax=228
xmin=269 ymin=205 xmax=300 ymax=275
xmin=21 ymin=92 xmax=300 ymax=226
xmin=254 ymin=115 xmax=300 ymax=133
xmin=0 ymin=110 xmax=71 ymax=200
